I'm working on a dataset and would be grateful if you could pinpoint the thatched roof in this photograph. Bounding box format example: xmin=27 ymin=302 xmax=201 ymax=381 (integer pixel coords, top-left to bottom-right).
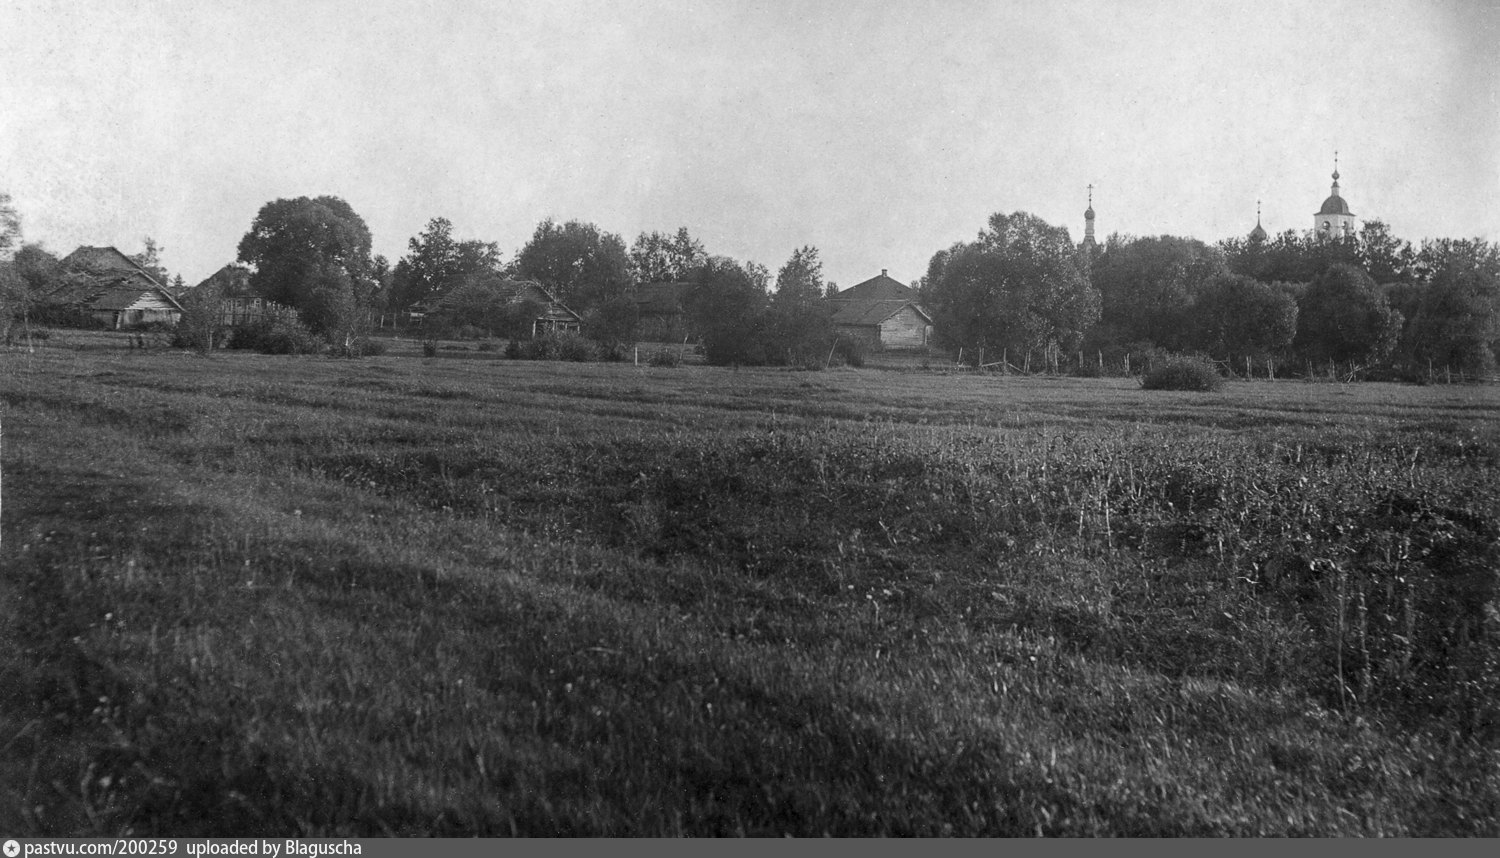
xmin=48 ymin=246 xmax=184 ymax=313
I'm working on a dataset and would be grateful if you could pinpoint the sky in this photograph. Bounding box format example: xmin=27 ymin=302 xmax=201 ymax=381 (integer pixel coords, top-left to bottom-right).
xmin=2 ymin=0 xmax=1497 ymax=288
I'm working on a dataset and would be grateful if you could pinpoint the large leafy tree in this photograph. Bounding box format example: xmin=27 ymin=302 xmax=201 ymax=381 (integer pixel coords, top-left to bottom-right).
xmin=516 ymin=218 xmax=630 ymax=311
xmin=684 ymin=256 xmax=770 ymax=365
xmin=629 ymin=227 xmax=706 ymax=284
xmin=1294 ymin=262 xmax=1403 ymax=367
xmin=924 ymin=211 xmax=1099 ymax=362
xmin=1090 ymin=234 xmax=1226 ymax=351
xmin=1401 ymin=238 xmax=1500 ymax=375
xmin=1186 ymin=274 xmax=1299 ymax=365
xmin=390 ymin=217 xmax=503 ymax=312
xmin=236 ymin=196 xmax=375 ymax=335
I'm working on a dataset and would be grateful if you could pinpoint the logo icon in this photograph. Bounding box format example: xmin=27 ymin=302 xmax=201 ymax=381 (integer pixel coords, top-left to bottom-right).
xmin=3 ymin=839 xmax=20 ymax=857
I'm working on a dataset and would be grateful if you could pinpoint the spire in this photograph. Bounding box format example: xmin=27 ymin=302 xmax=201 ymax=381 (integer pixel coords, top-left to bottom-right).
xmin=1083 ymin=184 xmax=1096 ymax=246
xmin=1249 ymin=199 xmax=1267 ymax=242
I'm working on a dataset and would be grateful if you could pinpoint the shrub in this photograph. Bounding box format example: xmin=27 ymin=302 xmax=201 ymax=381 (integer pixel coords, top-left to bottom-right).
xmin=833 ymin=335 xmax=867 ymax=368
xmin=1141 ymin=354 xmax=1224 ymax=391
xmin=554 ymin=332 xmax=599 ymax=362
xmin=227 ymin=314 xmax=322 ymax=355
xmin=343 ymin=337 xmax=387 ymax=357
xmin=504 ymin=339 xmax=522 ymax=359
xmin=477 ymin=340 xmax=499 ymax=352
xmin=421 ymin=340 xmax=439 ymax=358
xmin=648 ymin=347 xmax=682 ymax=367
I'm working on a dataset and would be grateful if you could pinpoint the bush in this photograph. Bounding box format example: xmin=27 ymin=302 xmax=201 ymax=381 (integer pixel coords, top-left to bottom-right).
xmin=227 ymin=314 xmax=322 ymax=355
xmin=337 ymin=337 xmax=387 ymax=357
xmin=833 ymin=335 xmax=867 ymax=368
xmin=1141 ymin=354 xmax=1224 ymax=391
xmin=422 ymin=340 xmax=439 ymax=358
xmin=648 ymin=347 xmax=682 ymax=367
xmin=505 ymin=339 xmax=522 ymax=359
xmin=514 ymin=332 xmax=599 ymax=362
xmin=477 ymin=340 xmax=499 ymax=352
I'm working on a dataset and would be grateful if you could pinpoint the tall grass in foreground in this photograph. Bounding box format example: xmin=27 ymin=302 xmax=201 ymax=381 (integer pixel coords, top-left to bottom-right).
xmin=2 ymin=339 xmax=1498 ymax=834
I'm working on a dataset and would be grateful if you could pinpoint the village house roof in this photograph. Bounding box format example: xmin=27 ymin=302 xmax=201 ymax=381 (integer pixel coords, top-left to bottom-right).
xmin=48 ymin=246 xmax=184 ymax=313
xmin=192 ymin=263 xmax=257 ymax=298
xmin=832 ymin=270 xmax=916 ymax=302
xmin=829 ymin=298 xmax=933 ymax=328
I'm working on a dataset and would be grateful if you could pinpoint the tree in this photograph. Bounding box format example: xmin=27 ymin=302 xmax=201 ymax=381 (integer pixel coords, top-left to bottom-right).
xmin=174 ymin=273 xmax=225 ymax=353
xmin=12 ymin=243 xmax=59 ymax=294
xmin=1187 ymin=274 xmax=1299 ymax=368
xmin=0 ymin=192 xmax=20 ymax=260
xmin=685 ymin=256 xmax=770 ymax=365
xmin=1401 ymin=238 xmax=1500 ymax=375
xmin=1090 ymin=234 xmax=1225 ymax=351
xmin=924 ymin=211 xmax=1099 ymax=366
xmin=1294 ymin=262 xmax=1403 ymax=368
xmin=516 ymin=218 xmax=630 ymax=311
xmin=390 ymin=217 xmax=503 ymax=313
xmin=773 ymin=245 xmax=825 ymax=306
xmin=424 ymin=272 xmax=542 ymax=339
xmin=583 ymin=295 xmax=640 ymax=355
xmin=236 ymin=196 xmax=375 ymax=335
xmin=131 ymin=237 xmax=172 ymax=286
xmin=629 ymin=227 xmax=707 ymax=284
xmin=3 ymin=243 xmax=59 ymax=344
xmin=1356 ymin=219 xmax=1417 ymax=286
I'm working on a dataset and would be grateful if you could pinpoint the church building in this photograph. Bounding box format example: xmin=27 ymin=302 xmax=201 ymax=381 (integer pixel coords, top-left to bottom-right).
xmin=1314 ymin=153 xmax=1356 ymax=239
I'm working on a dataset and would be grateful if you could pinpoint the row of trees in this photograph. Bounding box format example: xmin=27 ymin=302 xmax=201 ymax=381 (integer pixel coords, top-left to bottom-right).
xmin=6 ymin=187 xmax=1496 ymax=377
xmin=921 ymin=212 xmax=1500 ymax=379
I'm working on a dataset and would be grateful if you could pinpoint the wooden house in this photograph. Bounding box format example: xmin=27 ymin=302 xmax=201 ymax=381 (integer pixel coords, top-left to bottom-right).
xmin=827 ymin=270 xmax=932 ymax=349
xmin=47 ymin=246 xmax=184 ymax=328
xmin=190 ymin=263 xmax=295 ymax=325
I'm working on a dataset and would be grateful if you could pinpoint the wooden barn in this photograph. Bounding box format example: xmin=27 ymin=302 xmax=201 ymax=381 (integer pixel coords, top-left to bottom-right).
xmin=47 ymin=246 xmax=184 ymax=328
xmin=827 ymin=270 xmax=933 ymax=349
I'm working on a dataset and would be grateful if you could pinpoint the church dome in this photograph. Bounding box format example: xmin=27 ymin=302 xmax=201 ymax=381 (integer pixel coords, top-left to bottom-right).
xmin=1249 ymin=222 xmax=1268 ymax=242
xmin=1085 ymin=205 xmax=1094 ymax=220
xmin=1317 ymin=194 xmax=1351 ymax=216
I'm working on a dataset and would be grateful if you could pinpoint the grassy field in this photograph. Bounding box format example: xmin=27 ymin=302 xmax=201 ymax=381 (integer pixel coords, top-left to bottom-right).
xmin=2 ymin=331 xmax=1498 ymax=835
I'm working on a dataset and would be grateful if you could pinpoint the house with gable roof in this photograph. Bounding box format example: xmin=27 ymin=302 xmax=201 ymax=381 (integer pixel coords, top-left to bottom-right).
xmin=827 ymin=269 xmax=933 ymax=349
xmin=45 ymin=246 xmax=184 ymax=328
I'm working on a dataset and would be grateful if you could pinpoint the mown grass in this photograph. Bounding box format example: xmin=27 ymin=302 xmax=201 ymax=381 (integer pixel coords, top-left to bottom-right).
xmin=2 ymin=333 xmax=1498 ymax=835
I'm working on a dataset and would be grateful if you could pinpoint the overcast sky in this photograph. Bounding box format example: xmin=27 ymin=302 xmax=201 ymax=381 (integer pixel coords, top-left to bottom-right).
xmin=3 ymin=0 xmax=1496 ymax=287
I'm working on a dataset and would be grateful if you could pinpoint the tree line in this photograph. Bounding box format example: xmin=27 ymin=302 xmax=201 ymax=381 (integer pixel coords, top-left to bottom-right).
xmin=921 ymin=213 xmax=1499 ymax=380
xmin=3 ymin=188 xmax=1497 ymax=378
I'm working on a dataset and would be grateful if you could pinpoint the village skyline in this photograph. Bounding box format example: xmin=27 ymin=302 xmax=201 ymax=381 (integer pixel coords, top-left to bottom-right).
xmin=3 ymin=0 xmax=1496 ymax=287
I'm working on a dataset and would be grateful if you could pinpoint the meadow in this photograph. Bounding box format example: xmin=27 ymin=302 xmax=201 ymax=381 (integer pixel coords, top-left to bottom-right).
xmin=2 ymin=331 xmax=1498 ymax=835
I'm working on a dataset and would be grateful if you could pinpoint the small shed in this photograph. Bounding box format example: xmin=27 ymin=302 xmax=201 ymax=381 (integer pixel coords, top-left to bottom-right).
xmin=49 ymin=246 xmax=184 ymax=328
xmin=827 ymin=270 xmax=933 ymax=349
